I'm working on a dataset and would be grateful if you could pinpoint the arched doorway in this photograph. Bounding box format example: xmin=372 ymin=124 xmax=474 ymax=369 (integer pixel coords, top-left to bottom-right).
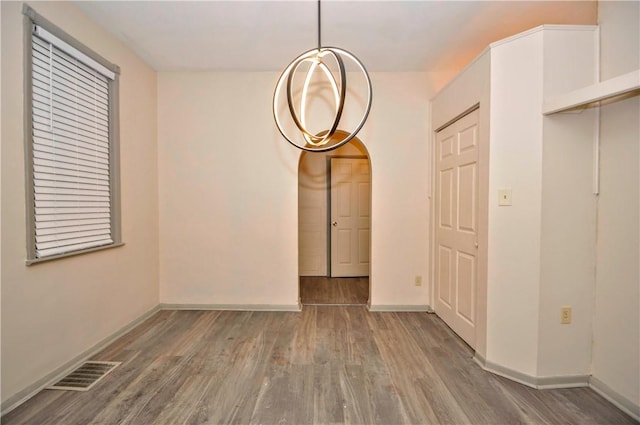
xmin=297 ymin=132 xmax=372 ymax=305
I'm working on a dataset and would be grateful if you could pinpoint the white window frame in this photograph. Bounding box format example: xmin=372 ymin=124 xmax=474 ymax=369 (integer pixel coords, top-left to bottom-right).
xmin=23 ymin=5 xmax=123 ymax=265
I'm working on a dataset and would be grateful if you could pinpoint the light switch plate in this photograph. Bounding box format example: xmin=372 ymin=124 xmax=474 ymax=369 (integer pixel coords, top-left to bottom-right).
xmin=498 ymin=189 xmax=512 ymax=206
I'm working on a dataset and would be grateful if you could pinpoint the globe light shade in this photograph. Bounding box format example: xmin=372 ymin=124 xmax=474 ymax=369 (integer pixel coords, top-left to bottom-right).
xmin=273 ymin=46 xmax=372 ymax=152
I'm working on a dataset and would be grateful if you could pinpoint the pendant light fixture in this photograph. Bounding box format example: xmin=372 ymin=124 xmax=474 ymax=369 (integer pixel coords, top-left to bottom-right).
xmin=273 ymin=0 xmax=372 ymax=152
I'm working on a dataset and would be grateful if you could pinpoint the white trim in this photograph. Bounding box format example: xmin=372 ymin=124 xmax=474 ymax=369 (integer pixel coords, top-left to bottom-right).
xmin=0 ymin=305 xmax=161 ymax=415
xmin=536 ymin=375 xmax=590 ymax=390
xmin=474 ymin=354 xmax=538 ymax=388
xmin=590 ymin=376 xmax=640 ymax=422
xmin=489 ymin=24 xmax=598 ymax=51
xmin=473 ymin=354 xmax=590 ymax=390
xmin=33 ymin=25 xmax=115 ymax=80
xmin=368 ymin=304 xmax=431 ymax=312
xmin=159 ymin=303 xmax=302 ymax=312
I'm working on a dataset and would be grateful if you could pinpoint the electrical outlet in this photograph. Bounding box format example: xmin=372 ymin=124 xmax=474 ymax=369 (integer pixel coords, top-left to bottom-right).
xmin=415 ymin=275 xmax=422 ymax=286
xmin=561 ymin=306 xmax=572 ymax=324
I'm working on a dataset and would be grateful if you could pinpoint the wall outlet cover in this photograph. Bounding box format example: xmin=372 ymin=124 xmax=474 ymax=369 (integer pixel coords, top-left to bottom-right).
xmin=498 ymin=189 xmax=512 ymax=206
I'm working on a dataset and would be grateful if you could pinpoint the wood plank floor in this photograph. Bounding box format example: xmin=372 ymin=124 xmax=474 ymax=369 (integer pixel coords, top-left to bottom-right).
xmin=3 ymin=307 xmax=636 ymax=425
xmin=300 ymin=276 xmax=369 ymax=305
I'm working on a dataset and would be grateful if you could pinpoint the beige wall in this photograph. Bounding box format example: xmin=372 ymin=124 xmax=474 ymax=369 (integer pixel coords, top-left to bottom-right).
xmin=157 ymin=72 xmax=439 ymax=309
xmin=1 ymin=1 xmax=159 ymax=407
xmin=592 ymin=0 xmax=640 ymax=413
xmin=367 ymin=73 xmax=438 ymax=309
xmin=157 ymin=72 xmax=299 ymax=307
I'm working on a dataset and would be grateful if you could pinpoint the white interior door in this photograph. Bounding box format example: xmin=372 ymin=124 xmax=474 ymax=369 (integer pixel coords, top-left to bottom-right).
xmin=330 ymin=158 xmax=370 ymax=277
xmin=435 ymin=109 xmax=479 ymax=348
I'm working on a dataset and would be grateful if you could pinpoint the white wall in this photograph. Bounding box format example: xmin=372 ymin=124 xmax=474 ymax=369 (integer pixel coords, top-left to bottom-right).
xmin=1 ymin=1 xmax=159 ymax=407
xmin=486 ymin=30 xmax=545 ymax=376
xmin=537 ymin=28 xmax=598 ymax=378
xmin=537 ymin=108 xmax=597 ymax=378
xmin=485 ymin=26 xmax=599 ymax=380
xmin=592 ymin=0 xmax=640 ymax=414
xmin=158 ymin=72 xmax=437 ymax=309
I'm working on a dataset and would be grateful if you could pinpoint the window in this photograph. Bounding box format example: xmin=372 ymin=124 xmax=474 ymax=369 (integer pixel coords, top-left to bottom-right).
xmin=24 ymin=6 xmax=122 ymax=264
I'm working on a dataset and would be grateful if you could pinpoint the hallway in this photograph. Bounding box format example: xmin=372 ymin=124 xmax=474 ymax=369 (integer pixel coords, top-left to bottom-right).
xmin=299 ymin=276 xmax=369 ymax=305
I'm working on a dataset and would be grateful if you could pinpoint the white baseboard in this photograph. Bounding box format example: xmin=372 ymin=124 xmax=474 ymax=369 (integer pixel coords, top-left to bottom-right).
xmin=590 ymin=376 xmax=640 ymax=421
xmin=1 ymin=305 xmax=161 ymax=416
xmin=368 ymin=304 xmax=432 ymax=312
xmin=536 ymin=374 xmax=590 ymax=389
xmin=474 ymin=352 xmax=639 ymax=422
xmin=473 ymin=353 xmax=589 ymax=389
xmin=159 ymin=303 xmax=302 ymax=312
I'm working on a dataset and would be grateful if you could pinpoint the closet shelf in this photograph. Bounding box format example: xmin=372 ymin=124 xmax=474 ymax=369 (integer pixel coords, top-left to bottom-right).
xmin=543 ymin=69 xmax=640 ymax=115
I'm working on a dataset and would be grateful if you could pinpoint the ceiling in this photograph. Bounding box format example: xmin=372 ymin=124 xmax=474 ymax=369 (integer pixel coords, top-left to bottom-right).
xmin=76 ymin=0 xmax=597 ymax=73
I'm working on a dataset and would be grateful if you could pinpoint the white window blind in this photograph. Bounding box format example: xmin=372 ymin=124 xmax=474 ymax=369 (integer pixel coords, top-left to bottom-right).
xmin=31 ymin=26 xmax=114 ymax=258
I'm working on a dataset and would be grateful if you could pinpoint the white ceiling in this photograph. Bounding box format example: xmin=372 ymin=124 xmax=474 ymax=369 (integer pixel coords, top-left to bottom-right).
xmin=76 ymin=0 xmax=597 ymax=73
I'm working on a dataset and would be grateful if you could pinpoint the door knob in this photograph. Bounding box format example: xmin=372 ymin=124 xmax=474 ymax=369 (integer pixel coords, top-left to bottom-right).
xmin=332 ymin=221 xmax=338 ymax=227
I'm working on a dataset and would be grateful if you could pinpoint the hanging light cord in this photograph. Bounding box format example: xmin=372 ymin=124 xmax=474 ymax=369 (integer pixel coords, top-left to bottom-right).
xmin=317 ymin=0 xmax=322 ymax=50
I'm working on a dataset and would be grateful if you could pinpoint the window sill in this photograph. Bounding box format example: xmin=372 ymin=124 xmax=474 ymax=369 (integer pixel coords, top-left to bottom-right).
xmin=25 ymin=243 xmax=125 ymax=266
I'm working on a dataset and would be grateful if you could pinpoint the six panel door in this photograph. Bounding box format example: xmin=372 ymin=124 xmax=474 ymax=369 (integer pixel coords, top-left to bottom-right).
xmin=435 ymin=109 xmax=479 ymax=348
xmin=330 ymin=158 xmax=371 ymax=277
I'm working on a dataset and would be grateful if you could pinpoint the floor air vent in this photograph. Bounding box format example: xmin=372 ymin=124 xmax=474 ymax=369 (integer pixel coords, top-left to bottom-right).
xmin=48 ymin=361 xmax=121 ymax=391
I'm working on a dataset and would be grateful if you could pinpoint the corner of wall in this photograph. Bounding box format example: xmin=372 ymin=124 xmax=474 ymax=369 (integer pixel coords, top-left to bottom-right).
xmin=590 ymin=0 xmax=640 ymax=414
xmin=536 ymin=25 xmax=599 ymax=379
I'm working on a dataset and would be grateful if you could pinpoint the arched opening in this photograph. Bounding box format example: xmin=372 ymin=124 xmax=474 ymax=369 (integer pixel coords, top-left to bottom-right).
xmin=297 ymin=131 xmax=372 ymax=306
